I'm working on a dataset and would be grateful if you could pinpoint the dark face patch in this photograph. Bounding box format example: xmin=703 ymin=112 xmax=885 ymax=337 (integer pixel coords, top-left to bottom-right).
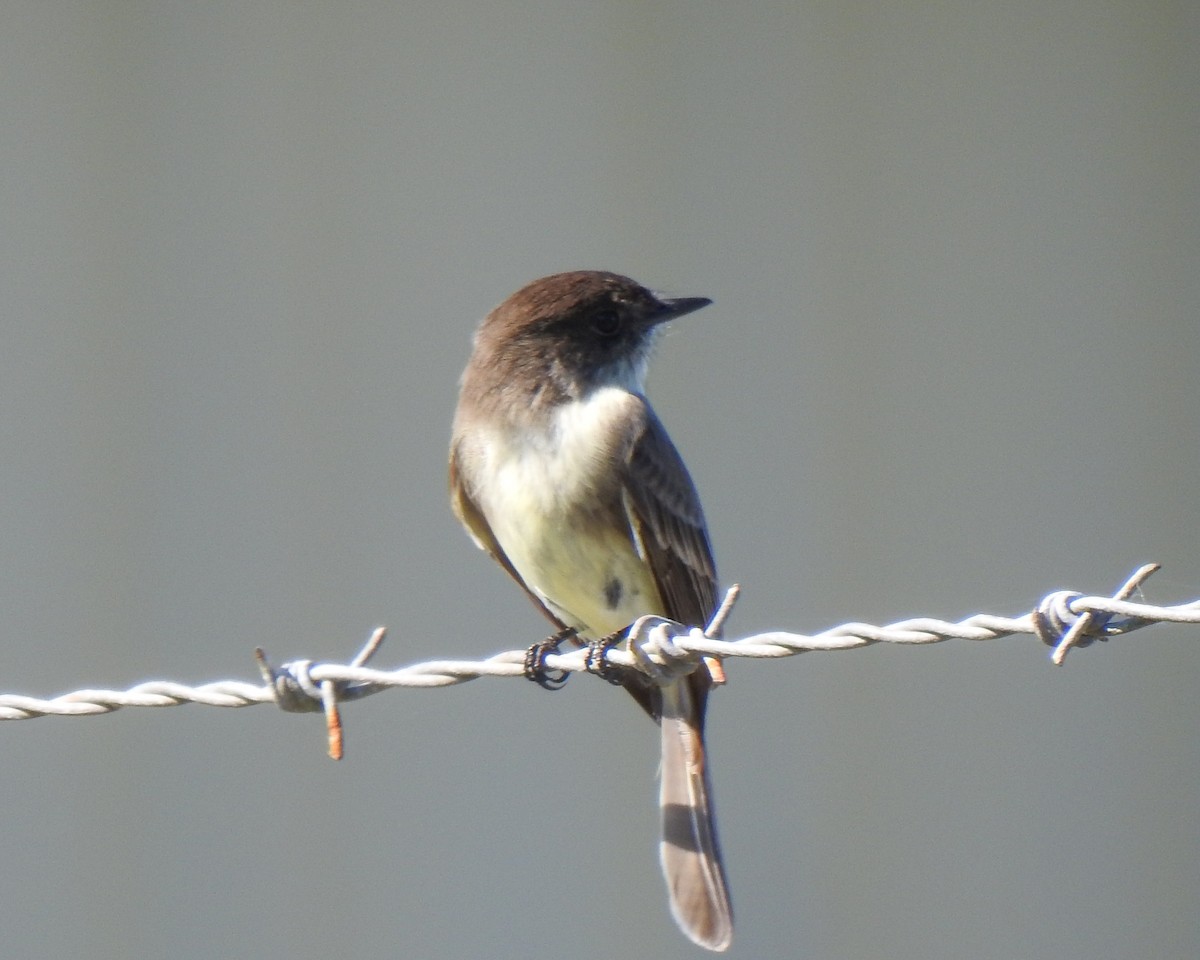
xmin=603 ymin=576 xmax=624 ymax=610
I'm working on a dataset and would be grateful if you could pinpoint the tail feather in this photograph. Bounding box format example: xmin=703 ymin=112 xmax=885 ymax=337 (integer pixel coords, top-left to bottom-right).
xmin=658 ymin=681 xmax=733 ymax=951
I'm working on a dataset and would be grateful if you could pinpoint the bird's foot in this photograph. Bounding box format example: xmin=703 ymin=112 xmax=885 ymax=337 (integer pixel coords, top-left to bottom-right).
xmin=523 ymin=626 xmax=576 ymax=690
xmin=584 ymin=629 xmax=627 ymax=686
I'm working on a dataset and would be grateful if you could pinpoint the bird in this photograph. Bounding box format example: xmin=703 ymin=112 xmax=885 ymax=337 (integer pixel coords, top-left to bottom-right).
xmin=448 ymin=270 xmax=732 ymax=950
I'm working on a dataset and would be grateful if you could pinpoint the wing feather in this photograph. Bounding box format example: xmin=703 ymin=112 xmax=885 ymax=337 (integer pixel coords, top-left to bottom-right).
xmin=622 ymin=402 xmax=719 ymax=721
xmin=623 ymin=404 xmax=718 ymax=632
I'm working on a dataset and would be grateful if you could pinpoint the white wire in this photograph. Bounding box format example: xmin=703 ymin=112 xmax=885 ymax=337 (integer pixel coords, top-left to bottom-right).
xmin=1 ymin=564 xmax=1195 ymax=724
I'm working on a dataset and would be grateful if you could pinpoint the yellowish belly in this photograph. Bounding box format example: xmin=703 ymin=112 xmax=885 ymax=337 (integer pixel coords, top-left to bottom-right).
xmin=491 ymin=503 xmax=660 ymax=638
xmin=474 ymin=387 xmax=663 ymax=638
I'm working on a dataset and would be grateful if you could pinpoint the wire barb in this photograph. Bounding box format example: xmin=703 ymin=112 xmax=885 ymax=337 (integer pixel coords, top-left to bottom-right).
xmin=256 ymin=627 xmax=388 ymax=758
xmin=2 ymin=566 xmax=1198 ymax=763
xmin=1034 ymin=564 xmax=1159 ymax=664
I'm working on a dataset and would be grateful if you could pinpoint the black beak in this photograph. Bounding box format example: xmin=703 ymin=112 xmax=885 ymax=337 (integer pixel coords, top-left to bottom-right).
xmin=653 ymin=296 xmax=712 ymax=323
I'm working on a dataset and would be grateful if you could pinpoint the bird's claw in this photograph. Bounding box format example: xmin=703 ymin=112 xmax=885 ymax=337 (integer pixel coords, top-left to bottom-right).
xmin=523 ymin=627 xmax=576 ymax=690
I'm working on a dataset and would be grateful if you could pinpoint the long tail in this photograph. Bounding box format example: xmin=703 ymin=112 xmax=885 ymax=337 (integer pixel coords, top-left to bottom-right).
xmin=658 ymin=681 xmax=733 ymax=951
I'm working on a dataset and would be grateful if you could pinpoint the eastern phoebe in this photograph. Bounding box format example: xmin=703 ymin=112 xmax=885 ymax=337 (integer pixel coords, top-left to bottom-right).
xmin=449 ymin=271 xmax=733 ymax=950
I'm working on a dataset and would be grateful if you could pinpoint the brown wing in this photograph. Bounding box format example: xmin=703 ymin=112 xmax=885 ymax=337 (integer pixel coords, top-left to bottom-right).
xmin=448 ymin=443 xmax=569 ymax=633
xmin=624 ymin=405 xmax=718 ymax=627
xmin=622 ymin=403 xmax=720 ymax=721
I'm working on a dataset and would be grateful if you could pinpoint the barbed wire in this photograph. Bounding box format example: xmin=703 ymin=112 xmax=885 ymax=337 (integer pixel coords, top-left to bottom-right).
xmin=2 ymin=564 xmax=1197 ymax=758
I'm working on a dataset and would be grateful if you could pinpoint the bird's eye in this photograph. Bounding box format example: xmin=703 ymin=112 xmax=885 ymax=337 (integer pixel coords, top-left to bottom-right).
xmin=591 ymin=309 xmax=622 ymax=336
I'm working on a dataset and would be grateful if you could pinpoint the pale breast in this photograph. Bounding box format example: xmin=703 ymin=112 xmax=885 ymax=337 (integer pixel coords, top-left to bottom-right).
xmin=471 ymin=387 xmax=661 ymax=636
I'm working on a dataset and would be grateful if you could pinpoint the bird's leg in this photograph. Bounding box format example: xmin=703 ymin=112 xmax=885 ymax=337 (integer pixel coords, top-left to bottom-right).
xmin=523 ymin=626 xmax=577 ymax=690
xmin=584 ymin=627 xmax=628 ymax=686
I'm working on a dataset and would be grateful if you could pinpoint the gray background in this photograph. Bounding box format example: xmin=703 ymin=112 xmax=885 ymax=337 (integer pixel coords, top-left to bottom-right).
xmin=1 ymin=2 xmax=1197 ymax=958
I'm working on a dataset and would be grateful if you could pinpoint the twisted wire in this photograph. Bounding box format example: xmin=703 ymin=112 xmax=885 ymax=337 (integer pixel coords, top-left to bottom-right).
xmin=2 ymin=565 xmax=1195 ymax=738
